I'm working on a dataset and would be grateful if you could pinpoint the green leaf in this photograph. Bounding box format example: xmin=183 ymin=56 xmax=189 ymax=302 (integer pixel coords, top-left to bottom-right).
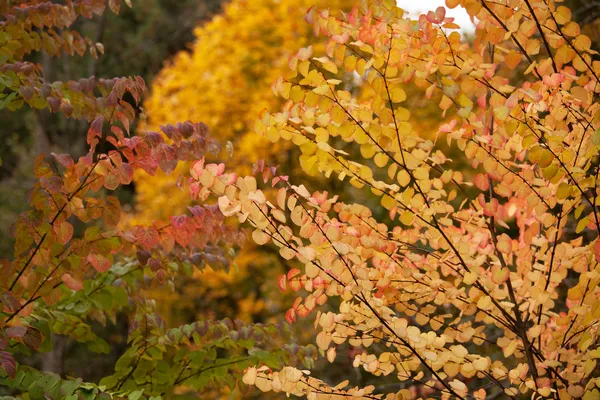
xmin=576 ymin=216 xmax=589 ymax=233
xmin=128 ymin=389 xmax=144 ymax=400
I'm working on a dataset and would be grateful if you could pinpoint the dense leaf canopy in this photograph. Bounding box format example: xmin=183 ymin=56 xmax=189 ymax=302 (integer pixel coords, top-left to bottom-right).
xmin=1 ymin=0 xmax=600 ymax=399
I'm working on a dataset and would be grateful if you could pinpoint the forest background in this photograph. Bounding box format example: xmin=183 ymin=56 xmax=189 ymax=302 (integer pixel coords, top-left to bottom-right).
xmin=1 ymin=0 xmax=599 ymax=398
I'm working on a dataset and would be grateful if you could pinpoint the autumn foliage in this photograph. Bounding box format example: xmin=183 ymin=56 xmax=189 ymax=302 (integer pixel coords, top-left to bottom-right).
xmin=0 ymin=1 xmax=313 ymax=398
xmin=193 ymin=0 xmax=600 ymax=398
xmin=2 ymin=0 xmax=600 ymax=399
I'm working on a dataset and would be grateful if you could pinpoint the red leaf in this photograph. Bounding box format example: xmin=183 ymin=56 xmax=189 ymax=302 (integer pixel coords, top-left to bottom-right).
xmin=87 ymin=116 xmax=104 ymax=145
xmin=171 ymin=215 xmax=187 ymax=229
xmin=51 ymin=153 xmax=74 ymax=168
xmin=119 ymin=163 xmax=133 ymax=184
xmin=132 ymin=226 xmax=160 ymax=249
xmin=116 ymin=111 xmax=130 ymax=135
xmin=0 ymin=351 xmax=16 ymax=379
xmin=154 ymin=143 xmax=177 ymax=174
xmin=87 ymin=253 xmax=111 ymax=273
xmin=595 ymin=239 xmax=600 ymax=263
xmin=40 ymin=176 xmax=63 ymax=193
xmin=435 ymin=6 xmax=446 ymax=21
xmin=285 ymin=308 xmax=296 ymax=324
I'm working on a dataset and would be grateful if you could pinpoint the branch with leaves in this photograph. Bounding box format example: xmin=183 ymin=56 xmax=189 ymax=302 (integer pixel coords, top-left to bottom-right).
xmin=190 ymin=0 xmax=600 ymax=398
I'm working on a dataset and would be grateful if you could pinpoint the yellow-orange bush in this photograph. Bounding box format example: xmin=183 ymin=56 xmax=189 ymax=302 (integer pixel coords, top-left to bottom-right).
xmin=190 ymin=0 xmax=600 ymax=398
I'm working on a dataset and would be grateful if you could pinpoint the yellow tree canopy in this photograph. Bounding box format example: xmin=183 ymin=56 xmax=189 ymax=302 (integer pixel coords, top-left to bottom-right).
xmin=133 ymin=0 xmax=352 ymax=224
xmin=130 ymin=0 xmax=354 ymax=327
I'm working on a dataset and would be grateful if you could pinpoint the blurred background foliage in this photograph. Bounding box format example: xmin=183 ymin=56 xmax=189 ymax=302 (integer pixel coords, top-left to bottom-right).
xmin=1 ymin=0 xmax=599 ymax=395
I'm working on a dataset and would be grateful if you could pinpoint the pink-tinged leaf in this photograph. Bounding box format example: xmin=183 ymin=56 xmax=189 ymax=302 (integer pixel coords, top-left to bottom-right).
xmin=87 ymin=253 xmax=111 ymax=273
xmin=116 ymin=111 xmax=130 ymax=135
xmin=253 ymin=159 xmax=265 ymax=174
xmin=176 ymin=174 xmax=185 ymax=191
xmin=435 ymin=6 xmax=446 ymax=22
xmin=171 ymin=215 xmax=187 ymax=229
xmin=474 ymin=174 xmax=489 ymax=191
xmin=132 ymin=226 xmax=160 ymax=249
xmin=188 ymin=205 xmax=206 ymax=218
xmin=48 ymin=97 xmax=60 ymax=112
xmin=146 ymin=131 xmax=164 ymax=146
xmin=87 ymin=116 xmax=104 ymax=145
xmin=40 ymin=176 xmax=63 ymax=194
xmin=190 ymin=158 xmax=206 ymax=180
xmin=285 ymin=308 xmax=297 ymax=324
xmin=519 ymin=88 xmax=542 ymax=102
xmin=305 ymin=5 xmax=315 ymax=24
xmin=332 ymin=32 xmax=349 ymax=44
xmin=278 ymin=274 xmax=287 ymax=292
xmin=119 ymin=163 xmax=134 ymax=184
xmin=542 ymin=73 xmax=565 ymax=87
xmin=103 ymin=173 xmax=120 ymax=191
xmin=5 ymin=326 xmax=26 ymax=339
xmin=51 ymin=153 xmax=74 ymax=168
xmin=54 ymin=221 xmax=73 ymax=245
xmin=505 ymin=92 xmax=519 ymax=109
xmin=298 ymin=246 xmax=316 ymax=261
xmin=123 ymin=136 xmax=140 ymax=149
xmin=287 ymin=268 xmax=301 ymax=280
xmin=172 ymin=227 xmax=191 ymax=248
xmin=439 ymin=119 xmax=457 ymax=133
xmin=297 ymin=46 xmax=313 ymax=61
xmin=154 ymin=143 xmax=177 ymax=174
xmin=0 ymin=351 xmax=16 ymax=379
xmin=426 ymin=11 xmax=437 ymax=23
xmin=111 ymin=126 xmax=125 ymax=141
xmin=0 ymin=292 xmax=21 ymax=312
xmin=205 ymin=163 xmax=225 ymax=176
xmin=62 ymin=273 xmax=84 ymax=291
xmin=60 ymin=102 xmax=73 ymax=118
xmin=477 ymin=94 xmax=487 ymax=108
xmin=272 ymin=175 xmax=288 ymax=187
